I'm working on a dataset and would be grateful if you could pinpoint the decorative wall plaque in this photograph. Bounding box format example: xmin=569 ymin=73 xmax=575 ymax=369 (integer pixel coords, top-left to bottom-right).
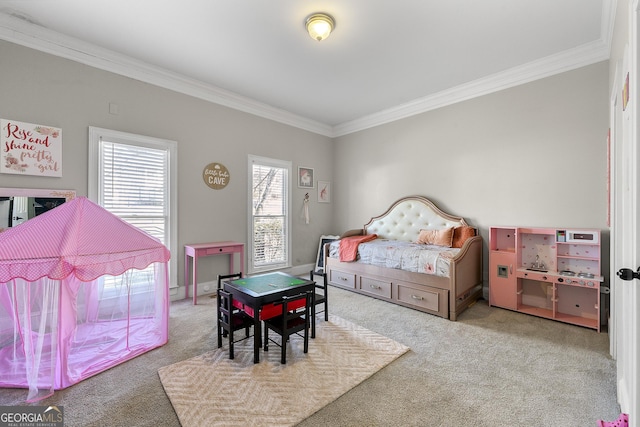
xmin=203 ymin=162 xmax=230 ymax=189
xmin=1 ymin=119 xmax=62 ymax=177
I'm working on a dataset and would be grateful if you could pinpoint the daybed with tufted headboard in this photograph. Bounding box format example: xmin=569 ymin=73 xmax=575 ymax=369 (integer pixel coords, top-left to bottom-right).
xmin=325 ymin=196 xmax=483 ymax=320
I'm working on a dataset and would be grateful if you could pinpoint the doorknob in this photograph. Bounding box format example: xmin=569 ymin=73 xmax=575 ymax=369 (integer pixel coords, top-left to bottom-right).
xmin=617 ymin=267 xmax=640 ymax=281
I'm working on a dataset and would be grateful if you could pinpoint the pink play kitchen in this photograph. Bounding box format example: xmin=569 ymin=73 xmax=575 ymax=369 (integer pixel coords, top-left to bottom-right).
xmin=489 ymin=226 xmax=603 ymax=331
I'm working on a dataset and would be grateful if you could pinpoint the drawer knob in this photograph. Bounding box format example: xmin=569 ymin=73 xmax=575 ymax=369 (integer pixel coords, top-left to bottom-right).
xmin=411 ymin=295 xmax=424 ymax=300
xmin=370 ymin=284 xmax=381 ymax=289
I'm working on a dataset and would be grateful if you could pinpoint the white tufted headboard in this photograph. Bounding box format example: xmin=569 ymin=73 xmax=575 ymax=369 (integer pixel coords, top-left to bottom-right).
xmin=363 ymin=196 xmax=469 ymax=242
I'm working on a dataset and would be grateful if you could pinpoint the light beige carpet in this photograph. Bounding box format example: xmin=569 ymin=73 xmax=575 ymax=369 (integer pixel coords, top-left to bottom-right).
xmin=157 ymin=315 xmax=409 ymax=427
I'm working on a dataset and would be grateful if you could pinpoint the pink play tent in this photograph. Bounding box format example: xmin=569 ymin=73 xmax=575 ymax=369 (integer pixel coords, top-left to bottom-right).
xmin=0 ymin=197 xmax=170 ymax=401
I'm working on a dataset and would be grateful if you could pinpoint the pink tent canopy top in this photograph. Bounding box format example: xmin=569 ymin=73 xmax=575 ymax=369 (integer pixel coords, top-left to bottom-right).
xmin=0 ymin=197 xmax=170 ymax=282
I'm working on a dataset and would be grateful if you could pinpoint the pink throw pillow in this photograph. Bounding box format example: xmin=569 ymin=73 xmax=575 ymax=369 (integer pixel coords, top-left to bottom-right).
xmin=416 ymin=227 xmax=455 ymax=247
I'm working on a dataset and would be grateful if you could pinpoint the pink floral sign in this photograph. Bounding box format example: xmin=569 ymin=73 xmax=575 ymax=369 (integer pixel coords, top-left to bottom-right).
xmin=1 ymin=119 xmax=62 ymax=177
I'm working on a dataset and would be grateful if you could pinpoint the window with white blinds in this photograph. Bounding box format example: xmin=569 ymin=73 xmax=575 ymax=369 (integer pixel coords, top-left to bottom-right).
xmin=100 ymin=142 xmax=167 ymax=240
xmin=248 ymin=155 xmax=291 ymax=273
xmin=88 ymin=127 xmax=178 ymax=288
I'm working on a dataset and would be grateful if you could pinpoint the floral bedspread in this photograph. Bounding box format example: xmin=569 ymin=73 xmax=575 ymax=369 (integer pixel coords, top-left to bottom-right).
xmin=329 ymin=238 xmax=459 ymax=277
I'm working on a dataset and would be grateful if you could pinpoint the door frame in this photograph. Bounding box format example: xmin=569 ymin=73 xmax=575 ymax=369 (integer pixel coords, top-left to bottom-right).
xmin=610 ymin=1 xmax=639 ymax=422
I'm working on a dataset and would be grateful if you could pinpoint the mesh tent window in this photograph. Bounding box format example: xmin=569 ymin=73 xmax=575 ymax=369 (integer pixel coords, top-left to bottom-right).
xmin=0 ymin=197 xmax=170 ymax=402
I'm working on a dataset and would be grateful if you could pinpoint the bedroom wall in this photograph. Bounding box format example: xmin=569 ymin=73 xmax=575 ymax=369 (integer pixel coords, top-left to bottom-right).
xmin=332 ymin=61 xmax=610 ymax=290
xmin=0 ymin=39 xmax=611 ymax=300
xmin=0 ymin=40 xmax=334 ymax=299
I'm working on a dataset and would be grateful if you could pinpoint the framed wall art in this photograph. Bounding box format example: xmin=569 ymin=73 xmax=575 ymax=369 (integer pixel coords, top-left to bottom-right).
xmin=318 ymin=181 xmax=331 ymax=203
xmin=298 ymin=167 xmax=314 ymax=188
xmin=622 ymin=72 xmax=629 ymax=111
xmin=1 ymin=119 xmax=62 ymax=177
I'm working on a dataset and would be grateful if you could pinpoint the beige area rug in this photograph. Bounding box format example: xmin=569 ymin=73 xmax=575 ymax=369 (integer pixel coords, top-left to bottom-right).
xmin=158 ymin=315 xmax=409 ymax=427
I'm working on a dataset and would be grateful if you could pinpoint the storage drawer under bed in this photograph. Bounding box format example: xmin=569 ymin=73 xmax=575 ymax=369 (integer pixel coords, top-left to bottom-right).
xmin=329 ymin=269 xmax=356 ymax=289
xmin=359 ymin=276 xmax=392 ymax=299
xmin=396 ymin=282 xmax=448 ymax=316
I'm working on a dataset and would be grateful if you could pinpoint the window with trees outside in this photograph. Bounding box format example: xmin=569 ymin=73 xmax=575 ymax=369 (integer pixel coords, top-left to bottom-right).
xmin=248 ymin=155 xmax=291 ymax=273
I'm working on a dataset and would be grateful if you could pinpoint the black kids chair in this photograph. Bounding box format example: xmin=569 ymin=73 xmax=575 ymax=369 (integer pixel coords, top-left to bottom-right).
xmin=263 ymin=291 xmax=313 ymax=364
xmin=217 ymin=272 xmax=246 ymax=317
xmin=216 ymin=288 xmax=253 ymax=359
xmin=217 ymin=272 xmax=242 ymax=290
xmin=309 ymin=270 xmax=329 ymax=338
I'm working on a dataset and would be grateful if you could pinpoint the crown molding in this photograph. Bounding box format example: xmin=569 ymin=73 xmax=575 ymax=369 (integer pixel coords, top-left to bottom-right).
xmin=333 ymin=0 xmax=616 ymax=137
xmin=0 ymin=13 xmax=334 ymax=137
xmin=333 ymin=39 xmax=610 ymax=137
xmin=601 ymin=0 xmax=618 ymax=53
xmin=0 ymin=1 xmax=616 ymax=139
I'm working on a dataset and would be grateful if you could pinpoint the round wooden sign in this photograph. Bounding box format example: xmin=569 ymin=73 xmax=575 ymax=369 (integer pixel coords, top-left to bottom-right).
xmin=203 ymin=162 xmax=230 ymax=189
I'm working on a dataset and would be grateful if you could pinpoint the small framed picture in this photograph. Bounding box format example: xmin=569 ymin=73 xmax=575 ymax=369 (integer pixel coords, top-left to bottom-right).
xmin=298 ymin=167 xmax=314 ymax=188
xmin=315 ymin=234 xmax=340 ymax=272
xmin=318 ymin=181 xmax=331 ymax=203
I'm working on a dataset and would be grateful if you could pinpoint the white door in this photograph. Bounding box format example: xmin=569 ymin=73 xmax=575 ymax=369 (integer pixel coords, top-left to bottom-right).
xmin=10 ymin=196 xmax=29 ymax=227
xmin=611 ymin=4 xmax=639 ymax=423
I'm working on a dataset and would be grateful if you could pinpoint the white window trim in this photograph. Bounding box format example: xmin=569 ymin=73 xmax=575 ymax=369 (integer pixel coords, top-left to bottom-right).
xmin=88 ymin=126 xmax=178 ymax=289
xmin=247 ymin=155 xmax=292 ymax=274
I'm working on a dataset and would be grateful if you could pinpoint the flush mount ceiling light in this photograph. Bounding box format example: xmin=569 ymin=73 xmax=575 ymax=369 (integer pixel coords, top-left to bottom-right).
xmin=305 ymin=13 xmax=335 ymax=41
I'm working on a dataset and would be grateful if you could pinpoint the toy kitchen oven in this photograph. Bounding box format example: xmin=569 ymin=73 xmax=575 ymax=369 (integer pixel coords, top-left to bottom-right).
xmin=524 ymin=228 xmax=601 ymax=287
xmin=490 ymin=226 xmax=604 ymax=331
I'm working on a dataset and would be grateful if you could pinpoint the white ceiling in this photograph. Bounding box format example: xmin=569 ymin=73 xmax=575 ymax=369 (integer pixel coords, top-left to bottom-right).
xmin=0 ymin=1 xmax=615 ymax=137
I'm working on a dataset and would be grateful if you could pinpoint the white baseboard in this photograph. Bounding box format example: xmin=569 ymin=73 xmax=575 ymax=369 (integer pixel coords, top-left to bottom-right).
xmin=170 ymin=279 xmax=217 ymax=302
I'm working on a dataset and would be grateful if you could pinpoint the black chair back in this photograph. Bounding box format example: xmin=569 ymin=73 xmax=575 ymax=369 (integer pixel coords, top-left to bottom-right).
xmin=217 ymin=288 xmax=252 ymax=359
xmin=218 ymin=272 xmax=242 ymax=289
xmin=263 ymin=290 xmax=313 ymax=364
xmin=309 ymin=270 xmax=329 ymax=338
